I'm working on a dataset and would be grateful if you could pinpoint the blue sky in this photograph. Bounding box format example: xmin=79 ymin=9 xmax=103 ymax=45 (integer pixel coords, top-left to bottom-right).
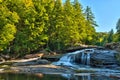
xmin=64 ymin=0 xmax=120 ymax=32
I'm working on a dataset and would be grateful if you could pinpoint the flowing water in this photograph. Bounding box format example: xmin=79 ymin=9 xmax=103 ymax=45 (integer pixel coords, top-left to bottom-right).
xmin=52 ymin=49 xmax=94 ymax=67
xmin=51 ymin=48 xmax=120 ymax=80
xmin=0 ymin=49 xmax=120 ymax=80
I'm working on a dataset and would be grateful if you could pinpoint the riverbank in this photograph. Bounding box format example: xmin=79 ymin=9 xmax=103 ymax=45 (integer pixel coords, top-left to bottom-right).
xmin=0 ymin=61 xmax=120 ymax=79
xmin=0 ymin=57 xmax=74 ymax=74
xmin=0 ymin=46 xmax=120 ymax=79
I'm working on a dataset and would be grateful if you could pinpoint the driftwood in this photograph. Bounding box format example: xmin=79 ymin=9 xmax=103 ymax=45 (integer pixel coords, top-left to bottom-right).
xmin=24 ymin=53 xmax=44 ymax=59
xmin=0 ymin=53 xmax=44 ymax=65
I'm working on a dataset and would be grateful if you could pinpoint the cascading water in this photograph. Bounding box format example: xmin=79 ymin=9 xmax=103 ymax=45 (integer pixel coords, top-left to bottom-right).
xmin=87 ymin=53 xmax=90 ymax=65
xmin=52 ymin=48 xmax=120 ymax=80
xmin=52 ymin=50 xmax=84 ymax=66
xmin=52 ymin=49 xmax=94 ymax=67
xmin=81 ymin=49 xmax=94 ymax=65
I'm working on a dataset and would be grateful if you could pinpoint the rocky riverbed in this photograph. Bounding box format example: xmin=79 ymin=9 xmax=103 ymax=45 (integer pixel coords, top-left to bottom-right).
xmin=0 ymin=46 xmax=120 ymax=79
xmin=0 ymin=57 xmax=73 ymax=74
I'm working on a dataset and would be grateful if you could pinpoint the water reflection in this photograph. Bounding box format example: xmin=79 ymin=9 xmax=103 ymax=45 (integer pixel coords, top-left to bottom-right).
xmin=0 ymin=73 xmax=119 ymax=80
xmin=62 ymin=73 xmax=120 ymax=80
xmin=0 ymin=73 xmax=67 ymax=80
xmin=62 ymin=73 xmax=91 ymax=80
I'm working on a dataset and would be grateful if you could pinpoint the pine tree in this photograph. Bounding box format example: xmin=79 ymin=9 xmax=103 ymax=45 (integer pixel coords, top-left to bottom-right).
xmin=73 ymin=0 xmax=87 ymax=45
xmin=107 ymin=29 xmax=114 ymax=43
xmin=116 ymin=18 xmax=120 ymax=33
xmin=84 ymin=6 xmax=97 ymax=44
xmin=46 ymin=0 xmax=65 ymax=50
xmin=63 ymin=0 xmax=79 ymax=46
xmin=85 ymin=6 xmax=98 ymax=27
xmin=116 ymin=18 xmax=120 ymax=41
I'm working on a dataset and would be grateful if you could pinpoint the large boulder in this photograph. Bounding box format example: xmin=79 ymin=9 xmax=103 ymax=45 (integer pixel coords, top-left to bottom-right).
xmin=105 ymin=42 xmax=120 ymax=65
xmin=90 ymin=49 xmax=118 ymax=68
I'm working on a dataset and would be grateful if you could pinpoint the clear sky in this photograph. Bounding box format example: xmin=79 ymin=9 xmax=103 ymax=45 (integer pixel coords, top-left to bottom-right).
xmin=65 ymin=0 xmax=120 ymax=32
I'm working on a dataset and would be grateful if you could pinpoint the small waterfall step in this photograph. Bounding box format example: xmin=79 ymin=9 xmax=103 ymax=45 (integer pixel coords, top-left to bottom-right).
xmin=52 ymin=49 xmax=95 ymax=67
xmin=81 ymin=49 xmax=94 ymax=65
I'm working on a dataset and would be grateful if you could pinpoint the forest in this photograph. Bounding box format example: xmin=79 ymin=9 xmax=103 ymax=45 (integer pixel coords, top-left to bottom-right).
xmin=0 ymin=0 xmax=120 ymax=56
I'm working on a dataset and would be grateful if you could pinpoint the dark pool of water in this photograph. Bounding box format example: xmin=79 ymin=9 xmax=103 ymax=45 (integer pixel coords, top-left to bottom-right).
xmin=0 ymin=73 xmax=119 ymax=80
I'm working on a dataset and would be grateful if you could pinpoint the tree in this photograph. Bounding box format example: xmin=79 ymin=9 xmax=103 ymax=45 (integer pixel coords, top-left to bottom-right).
xmin=116 ymin=18 xmax=120 ymax=41
xmin=73 ymin=0 xmax=86 ymax=45
xmin=0 ymin=2 xmax=19 ymax=51
xmin=0 ymin=0 xmax=99 ymax=56
xmin=46 ymin=0 xmax=65 ymax=51
xmin=107 ymin=29 xmax=114 ymax=43
xmin=85 ymin=6 xmax=98 ymax=27
xmin=63 ymin=0 xmax=80 ymax=47
xmin=116 ymin=18 xmax=120 ymax=33
xmin=5 ymin=0 xmax=48 ymax=55
xmin=84 ymin=6 xmax=97 ymax=44
xmin=95 ymin=32 xmax=108 ymax=46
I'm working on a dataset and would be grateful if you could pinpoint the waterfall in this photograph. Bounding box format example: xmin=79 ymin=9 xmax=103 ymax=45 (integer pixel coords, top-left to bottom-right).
xmin=81 ymin=52 xmax=85 ymax=64
xmin=80 ymin=49 xmax=94 ymax=65
xmin=87 ymin=53 xmax=90 ymax=65
xmin=52 ymin=49 xmax=94 ymax=67
xmin=52 ymin=50 xmax=84 ymax=66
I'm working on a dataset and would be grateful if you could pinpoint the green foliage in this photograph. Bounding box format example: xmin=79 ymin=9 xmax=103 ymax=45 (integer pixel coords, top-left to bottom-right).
xmin=85 ymin=6 xmax=98 ymax=27
xmin=63 ymin=0 xmax=78 ymax=46
xmin=107 ymin=29 xmax=114 ymax=43
xmin=82 ymin=6 xmax=97 ymax=44
xmin=0 ymin=0 xmax=98 ymax=55
xmin=116 ymin=18 xmax=120 ymax=33
xmin=46 ymin=0 xmax=65 ymax=51
xmin=0 ymin=3 xmax=18 ymax=51
xmin=113 ymin=33 xmax=120 ymax=42
xmin=95 ymin=32 xmax=108 ymax=46
xmin=0 ymin=24 xmax=16 ymax=51
xmin=9 ymin=0 xmax=48 ymax=55
xmin=115 ymin=18 xmax=120 ymax=41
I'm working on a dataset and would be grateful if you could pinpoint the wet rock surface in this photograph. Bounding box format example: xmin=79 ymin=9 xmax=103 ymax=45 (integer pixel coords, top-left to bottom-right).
xmin=52 ymin=48 xmax=119 ymax=68
xmin=11 ymin=65 xmax=73 ymax=74
xmin=0 ymin=58 xmax=73 ymax=74
xmin=91 ymin=49 xmax=118 ymax=67
xmin=13 ymin=59 xmax=50 ymax=66
xmin=0 ymin=47 xmax=120 ymax=79
xmin=105 ymin=42 xmax=120 ymax=65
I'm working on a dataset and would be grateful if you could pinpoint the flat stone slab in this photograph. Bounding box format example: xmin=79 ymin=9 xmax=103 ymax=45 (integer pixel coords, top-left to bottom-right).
xmin=10 ymin=65 xmax=74 ymax=74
